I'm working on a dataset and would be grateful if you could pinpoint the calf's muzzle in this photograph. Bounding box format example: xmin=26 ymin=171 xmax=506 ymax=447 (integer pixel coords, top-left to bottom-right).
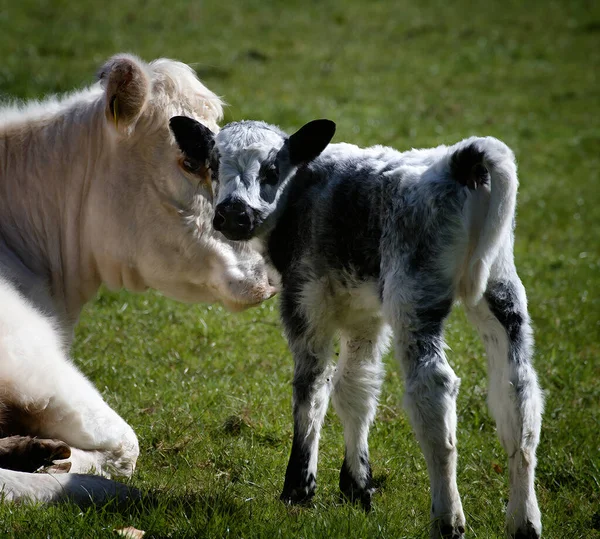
xmin=213 ymin=199 xmax=256 ymax=241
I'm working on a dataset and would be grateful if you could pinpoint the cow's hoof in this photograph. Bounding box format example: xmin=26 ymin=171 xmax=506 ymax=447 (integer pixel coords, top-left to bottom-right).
xmin=32 ymin=438 xmax=72 ymax=463
xmin=0 ymin=436 xmax=71 ymax=473
xmin=39 ymin=460 xmax=73 ymax=474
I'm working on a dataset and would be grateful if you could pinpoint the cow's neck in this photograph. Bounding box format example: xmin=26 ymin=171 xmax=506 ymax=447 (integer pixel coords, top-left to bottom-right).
xmin=0 ymin=95 xmax=109 ymax=330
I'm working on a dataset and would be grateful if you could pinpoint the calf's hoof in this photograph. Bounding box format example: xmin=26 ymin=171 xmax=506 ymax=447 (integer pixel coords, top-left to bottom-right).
xmin=280 ymin=484 xmax=315 ymax=506
xmin=506 ymin=499 xmax=541 ymax=539
xmin=512 ymin=521 xmax=540 ymax=539
xmin=339 ymin=486 xmax=373 ymax=512
xmin=431 ymin=519 xmax=466 ymax=539
xmin=339 ymin=456 xmax=374 ymax=511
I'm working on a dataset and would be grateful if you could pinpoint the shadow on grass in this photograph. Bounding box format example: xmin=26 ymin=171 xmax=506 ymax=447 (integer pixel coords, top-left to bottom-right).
xmin=83 ymin=487 xmax=247 ymax=538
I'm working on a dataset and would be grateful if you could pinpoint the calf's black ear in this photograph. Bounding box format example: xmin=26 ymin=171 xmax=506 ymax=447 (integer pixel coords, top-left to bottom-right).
xmin=287 ymin=119 xmax=336 ymax=166
xmin=169 ymin=116 xmax=215 ymax=162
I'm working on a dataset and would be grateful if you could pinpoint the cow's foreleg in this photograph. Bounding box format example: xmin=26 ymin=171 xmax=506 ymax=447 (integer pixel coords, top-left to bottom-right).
xmin=25 ymin=357 xmax=140 ymax=478
xmin=0 ymin=284 xmax=139 ymax=478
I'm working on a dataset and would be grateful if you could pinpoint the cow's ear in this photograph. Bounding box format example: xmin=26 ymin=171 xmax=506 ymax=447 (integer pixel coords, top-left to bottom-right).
xmin=287 ymin=119 xmax=336 ymax=166
xmin=169 ymin=116 xmax=215 ymax=164
xmin=98 ymin=54 xmax=151 ymax=133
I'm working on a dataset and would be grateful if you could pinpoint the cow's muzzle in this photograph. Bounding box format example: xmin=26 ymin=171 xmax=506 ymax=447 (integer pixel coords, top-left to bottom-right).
xmin=213 ymin=199 xmax=257 ymax=241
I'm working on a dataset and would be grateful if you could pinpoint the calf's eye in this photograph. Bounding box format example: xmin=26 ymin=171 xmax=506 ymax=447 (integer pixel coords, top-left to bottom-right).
xmin=262 ymin=164 xmax=279 ymax=186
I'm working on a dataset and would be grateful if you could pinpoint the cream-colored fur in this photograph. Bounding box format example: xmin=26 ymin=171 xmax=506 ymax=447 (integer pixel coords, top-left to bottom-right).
xmin=0 ymin=54 xmax=275 ymax=504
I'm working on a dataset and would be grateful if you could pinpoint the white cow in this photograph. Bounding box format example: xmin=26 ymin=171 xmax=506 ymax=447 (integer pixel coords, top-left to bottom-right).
xmin=0 ymin=54 xmax=275 ymax=504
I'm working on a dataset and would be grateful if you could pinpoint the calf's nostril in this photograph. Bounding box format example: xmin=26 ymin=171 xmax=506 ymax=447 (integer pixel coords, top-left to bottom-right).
xmin=213 ymin=209 xmax=226 ymax=231
xmin=233 ymin=210 xmax=251 ymax=228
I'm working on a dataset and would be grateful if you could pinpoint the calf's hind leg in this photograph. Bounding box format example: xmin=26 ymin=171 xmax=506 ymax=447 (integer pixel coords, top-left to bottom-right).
xmin=385 ymin=284 xmax=465 ymax=539
xmin=466 ymin=273 xmax=542 ymax=538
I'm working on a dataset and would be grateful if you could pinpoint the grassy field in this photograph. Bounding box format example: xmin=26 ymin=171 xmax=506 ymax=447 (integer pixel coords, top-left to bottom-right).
xmin=0 ymin=0 xmax=599 ymax=537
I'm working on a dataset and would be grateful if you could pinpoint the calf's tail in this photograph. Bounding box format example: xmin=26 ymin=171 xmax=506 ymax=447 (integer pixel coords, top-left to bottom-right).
xmin=449 ymin=136 xmax=518 ymax=305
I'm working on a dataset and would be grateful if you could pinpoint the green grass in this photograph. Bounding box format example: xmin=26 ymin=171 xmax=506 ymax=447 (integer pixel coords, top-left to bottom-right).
xmin=1 ymin=0 xmax=599 ymax=537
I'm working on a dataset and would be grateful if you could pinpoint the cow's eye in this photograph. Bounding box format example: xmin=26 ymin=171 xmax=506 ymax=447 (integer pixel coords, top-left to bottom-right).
xmin=180 ymin=157 xmax=204 ymax=174
xmin=262 ymin=164 xmax=279 ymax=186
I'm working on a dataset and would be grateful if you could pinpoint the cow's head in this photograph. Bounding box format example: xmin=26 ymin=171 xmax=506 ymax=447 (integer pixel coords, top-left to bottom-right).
xmin=89 ymin=55 xmax=276 ymax=310
xmin=180 ymin=119 xmax=335 ymax=242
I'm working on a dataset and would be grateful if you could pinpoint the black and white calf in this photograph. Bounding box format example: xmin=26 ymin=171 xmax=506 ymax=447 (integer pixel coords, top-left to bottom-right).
xmin=175 ymin=116 xmax=543 ymax=538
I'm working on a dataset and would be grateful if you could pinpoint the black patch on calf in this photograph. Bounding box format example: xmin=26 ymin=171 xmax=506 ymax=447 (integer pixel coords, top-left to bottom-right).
xmin=279 ymin=287 xmax=309 ymax=342
xmin=292 ymin=349 xmax=327 ymax=407
xmin=512 ymin=521 xmax=540 ymax=539
xmin=317 ymin=166 xmax=383 ymax=280
xmin=415 ymin=297 xmax=453 ymax=337
xmin=268 ymin=164 xmax=328 ymax=277
xmin=484 ymin=281 xmax=524 ymax=363
xmin=404 ymin=297 xmax=454 ymax=374
xmin=258 ymin=154 xmax=280 ymax=187
xmin=269 ymin=158 xmax=384 ymax=282
xmin=436 ymin=523 xmax=465 ymax=538
xmin=450 ymin=143 xmax=490 ymax=190
xmin=283 ymin=345 xmax=328 ymax=502
xmin=279 ymin=288 xmax=324 ymax=505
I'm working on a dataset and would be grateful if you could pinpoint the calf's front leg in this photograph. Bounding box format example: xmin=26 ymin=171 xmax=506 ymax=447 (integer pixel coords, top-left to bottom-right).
xmin=279 ymin=294 xmax=334 ymax=504
xmin=332 ymin=326 xmax=388 ymax=510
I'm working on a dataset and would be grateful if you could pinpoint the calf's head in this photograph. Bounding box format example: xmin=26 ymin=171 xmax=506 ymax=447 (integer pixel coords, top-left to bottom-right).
xmin=196 ymin=119 xmax=336 ymax=241
xmin=89 ymin=55 xmax=276 ymax=310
